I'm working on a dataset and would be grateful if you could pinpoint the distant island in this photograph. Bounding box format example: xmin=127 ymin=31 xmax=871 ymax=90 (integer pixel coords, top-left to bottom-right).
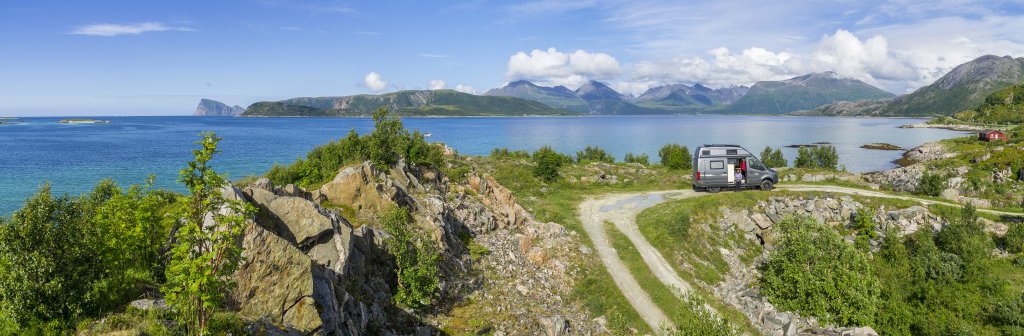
xmin=240 ymin=89 xmax=573 ymax=117
xmin=58 ymin=119 xmax=111 ymax=124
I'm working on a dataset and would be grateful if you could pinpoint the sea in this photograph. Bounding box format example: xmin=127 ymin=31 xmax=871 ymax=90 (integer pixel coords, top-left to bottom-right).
xmin=0 ymin=115 xmax=965 ymax=215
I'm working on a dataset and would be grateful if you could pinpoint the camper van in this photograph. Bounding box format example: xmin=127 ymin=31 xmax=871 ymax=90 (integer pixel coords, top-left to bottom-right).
xmin=692 ymin=144 xmax=778 ymax=192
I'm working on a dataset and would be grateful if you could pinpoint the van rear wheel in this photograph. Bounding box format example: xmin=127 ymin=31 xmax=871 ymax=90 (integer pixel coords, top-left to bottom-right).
xmin=760 ymin=180 xmax=774 ymax=191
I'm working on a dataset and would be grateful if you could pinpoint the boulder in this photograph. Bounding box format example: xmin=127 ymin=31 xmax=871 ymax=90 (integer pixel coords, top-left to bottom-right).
xmin=129 ymin=298 xmax=168 ymax=311
xmin=233 ymin=223 xmax=362 ymax=334
xmin=266 ymin=197 xmax=336 ymax=248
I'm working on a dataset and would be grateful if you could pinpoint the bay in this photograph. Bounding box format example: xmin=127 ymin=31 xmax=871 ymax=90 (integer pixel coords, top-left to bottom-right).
xmin=0 ymin=115 xmax=963 ymax=215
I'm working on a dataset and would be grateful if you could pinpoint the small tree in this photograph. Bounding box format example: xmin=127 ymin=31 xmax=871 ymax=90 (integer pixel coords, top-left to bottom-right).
xmin=164 ymin=132 xmax=252 ymax=335
xmin=794 ymin=145 xmax=839 ymax=170
xmin=367 ymin=107 xmax=408 ymax=169
xmin=532 ymin=146 xmax=565 ymax=182
xmin=659 ymin=144 xmax=692 ymax=170
xmin=760 ymin=146 xmax=788 ymax=168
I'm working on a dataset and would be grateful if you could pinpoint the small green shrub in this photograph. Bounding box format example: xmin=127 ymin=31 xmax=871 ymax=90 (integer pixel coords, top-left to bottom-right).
xmin=624 ymin=152 xmax=649 ymax=165
xmin=759 ymin=146 xmax=787 ymax=168
xmin=576 ymin=146 xmax=615 ymax=163
xmin=915 ymin=173 xmax=946 ymax=197
xmin=532 ymin=146 xmax=567 ymax=182
xmin=381 ymin=206 xmax=440 ymax=310
xmin=794 ymin=145 xmax=839 ymax=170
xmin=760 ymin=216 xmax=879 ymax=326
xmin=1005 ymin=223 xmax=1024 ymax=254
xmin=490 ymin=147 xmax=530 ymax=160
xmin=659 ymin=144 xmax=692 ymax=170
xmin=671 ymin=294 xmax=737 ymax=336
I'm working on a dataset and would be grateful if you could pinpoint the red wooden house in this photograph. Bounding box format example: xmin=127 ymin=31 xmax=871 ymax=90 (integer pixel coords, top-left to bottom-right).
xmin=979 ymin=130 xmax=1008 ymax=142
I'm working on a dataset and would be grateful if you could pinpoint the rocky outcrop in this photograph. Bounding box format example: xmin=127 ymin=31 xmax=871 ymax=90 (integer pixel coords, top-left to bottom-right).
xmin=230 ymin=159 xmax=598 ymax=334
xmin=194 ymin=98 xmax=244 ymax=116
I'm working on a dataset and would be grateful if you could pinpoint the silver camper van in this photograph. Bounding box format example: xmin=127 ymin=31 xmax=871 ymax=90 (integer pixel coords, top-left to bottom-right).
xmin=692 ymin=144 xmax=778 ymax=192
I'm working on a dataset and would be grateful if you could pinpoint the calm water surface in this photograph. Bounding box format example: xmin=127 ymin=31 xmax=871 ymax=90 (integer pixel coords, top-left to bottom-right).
xmin=0 ymin=115 xmax=964 ymax=214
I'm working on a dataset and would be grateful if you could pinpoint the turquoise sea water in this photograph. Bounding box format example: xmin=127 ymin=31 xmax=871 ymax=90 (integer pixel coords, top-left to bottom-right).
xmin=0 ymin=115 xmax=963 ymax=215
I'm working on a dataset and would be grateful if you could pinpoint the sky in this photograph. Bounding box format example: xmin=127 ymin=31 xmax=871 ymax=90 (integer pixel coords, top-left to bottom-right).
xmin=1 ymin=0 xmax=1024 ymax=116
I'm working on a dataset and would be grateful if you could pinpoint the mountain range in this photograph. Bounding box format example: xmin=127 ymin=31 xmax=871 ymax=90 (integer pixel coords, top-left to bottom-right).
xmin=798 ymin=55 xmax=1024 ymax=116
xmin=722 ymin=72 xmax=894 ymax=114
xmin=241 ymin=89 xmax=570 ymax=117
xmin=202 ymin=55 xmax=1024 ymax=118
xmin=193 ymin=99 xmax=244 ymax=116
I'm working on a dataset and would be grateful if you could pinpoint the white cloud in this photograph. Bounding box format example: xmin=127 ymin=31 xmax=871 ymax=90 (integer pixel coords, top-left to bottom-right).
xmin=618 ymin=27 xmax=1023 ymax=95
xmin=363 ymin=72 xmax=388 ymax=91
xmin=70 ymin=22 xmax=193 ymax=36
xmin=455 ymin=84 xmax=476 ymax=94
xmin=506 ymin=47 xmax=620 ymax=88
xmin=429 ymin=80 xmax=446 ymax=90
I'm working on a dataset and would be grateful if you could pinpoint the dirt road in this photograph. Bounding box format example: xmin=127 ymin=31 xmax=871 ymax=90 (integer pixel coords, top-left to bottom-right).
xmin=578 ymin=184 xmax=1022 ymax=331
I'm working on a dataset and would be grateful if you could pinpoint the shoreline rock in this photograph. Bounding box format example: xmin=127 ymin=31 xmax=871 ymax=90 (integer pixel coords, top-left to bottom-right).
xmin=899 ymin=123 xmax=987 ymax=131
xmin=860 ymin=143 xmax=903 ymax=150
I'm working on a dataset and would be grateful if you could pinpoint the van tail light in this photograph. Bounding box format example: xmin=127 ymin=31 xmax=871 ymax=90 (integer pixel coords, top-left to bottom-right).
xmin=696 ymin=172 xmax=701 ymax=181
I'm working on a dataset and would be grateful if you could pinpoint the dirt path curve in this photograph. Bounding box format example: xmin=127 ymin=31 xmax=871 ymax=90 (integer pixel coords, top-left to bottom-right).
xmin=578 ymin=184 xmax=1023 ymax=331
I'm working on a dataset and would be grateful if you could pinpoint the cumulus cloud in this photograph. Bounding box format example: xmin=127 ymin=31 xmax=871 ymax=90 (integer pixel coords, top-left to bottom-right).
xmin=70 ymin=22 xmax=193 ymax=36
xmin=506 ymin=48 xmax=620 ymax=88
xmin=621 ymin=29 xmax=963 ymax=95
xmin=428 ymin=79 xmax=446 ymax=90
xmin=455 ymin=84 xmax=476 ymax=94
xmin=363 ymin=72 xmax=388 ymax=91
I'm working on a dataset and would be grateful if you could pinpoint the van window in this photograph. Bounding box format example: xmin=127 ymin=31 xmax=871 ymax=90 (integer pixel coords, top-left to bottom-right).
xmin=701 ymin=150 xmax=710 ymax=156
xmin=726 ymin=149 xmax=737 ymax=155
xmin=710 ymin=160 xmax=724 ymax=170
xmin=750 ymin=159 xmax=766 ymax=171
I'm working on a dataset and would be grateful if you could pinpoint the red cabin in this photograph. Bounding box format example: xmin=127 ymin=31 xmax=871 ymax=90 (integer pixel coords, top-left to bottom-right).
xmin=979 ymin=130 xmax=1007 ymax=142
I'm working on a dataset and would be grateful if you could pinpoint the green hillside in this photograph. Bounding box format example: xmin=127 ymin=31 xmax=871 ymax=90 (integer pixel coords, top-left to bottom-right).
xmin=802 ymin=55 xmax=1024 ymax=116
xmin=242 ymin=102 xmax=332 ymax=117
xmin=725 ymin=72 xmax=894 ymax=114
xmin=949 ymin=84 xmax=1024 ymax=124
xmin=243 ymin=90 xmax=574 ymax=117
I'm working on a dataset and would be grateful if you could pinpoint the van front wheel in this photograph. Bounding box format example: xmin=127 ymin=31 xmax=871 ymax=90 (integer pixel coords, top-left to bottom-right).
xmin=760 ymin=180 xmax=774 ymax=191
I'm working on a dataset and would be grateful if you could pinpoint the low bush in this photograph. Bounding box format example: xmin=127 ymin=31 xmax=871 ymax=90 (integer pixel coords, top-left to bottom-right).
xmin=794 ymin=145 xmax=838 ymax=170
xmin=624 ymin=152 xmax=650 ymax=165
xmin=659 ymin=144 xmax=692 ymax=170
xmin=915 ymin=173 xmax=946 ymax=197
xmin=532 ymin=146 xmax=569 ymax=182
xmin=760 ymin=216 xmax=879 ymax=326
xmin=490 ymin=147 xmax=530 ymax=160
xmin=1005 ymin=223 xmax=1024 ymax=254
xmin=576 ymin=146 xmax=615 ymax=163
xmin=381 ymin=206 xmax=439 ymax=310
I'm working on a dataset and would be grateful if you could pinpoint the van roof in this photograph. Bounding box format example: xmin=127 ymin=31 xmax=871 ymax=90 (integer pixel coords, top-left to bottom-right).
xmin=701 ymin=144 xmax=741 ymax=148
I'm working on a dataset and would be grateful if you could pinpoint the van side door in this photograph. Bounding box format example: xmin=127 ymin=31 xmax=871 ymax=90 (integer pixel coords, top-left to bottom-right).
xmin=705 ymin=159 xmax=728 ymax=187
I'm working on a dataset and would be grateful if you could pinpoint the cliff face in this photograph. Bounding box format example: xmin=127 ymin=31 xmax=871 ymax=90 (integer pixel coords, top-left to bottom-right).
xmin=226 ymin=160 xmax=598 ymax=334
xmin=194 ymin=99 xmax=244 ymax=116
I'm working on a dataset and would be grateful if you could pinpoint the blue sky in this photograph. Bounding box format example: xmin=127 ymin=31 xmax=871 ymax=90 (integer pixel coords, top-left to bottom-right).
xmin=2 ymin=0 xmax=1023 ymax=116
